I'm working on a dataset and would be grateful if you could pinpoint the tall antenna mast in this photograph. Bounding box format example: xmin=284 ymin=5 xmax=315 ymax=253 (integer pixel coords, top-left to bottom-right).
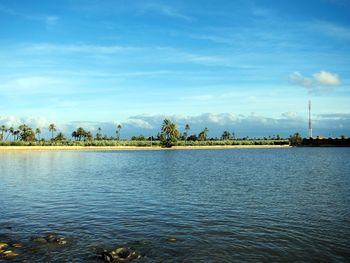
xmin=308 ymin=100 xmax=312 ymax=138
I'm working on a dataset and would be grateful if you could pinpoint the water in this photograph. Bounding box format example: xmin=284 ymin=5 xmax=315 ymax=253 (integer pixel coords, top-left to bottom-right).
xmin=0 ymin=148 xmax=350 ymax=262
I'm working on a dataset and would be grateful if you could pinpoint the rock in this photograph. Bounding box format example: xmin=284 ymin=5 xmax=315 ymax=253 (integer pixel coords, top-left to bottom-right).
xmin=46 ymin=234 xmax=57 ymax=243
xmin=33 ymin=237 xmax=47 ymax=244
xmin=129 ymin=251 xmax=142 ymax=260
xmin=0 ymin=243 xmax=8 ymax=249
xmin=100 ymin=250 xmax=114 ymax=262
xmin=100 ymin=246 xmax=142 ymax=262
xmin=57 ymin=238 xmax=67 ymax=245
xmin=167 ymin=236 xmax=177 ymax=242
xmin=2 ymin=250 xmax=19 ymax=258
xmin=116 ymin=247 xmax=130 ymax=259
xmin=12 ymin=243 xmax=23 ymax=248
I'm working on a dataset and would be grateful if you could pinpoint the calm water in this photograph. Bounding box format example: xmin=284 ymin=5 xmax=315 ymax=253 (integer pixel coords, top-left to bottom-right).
xmin=1 ymin=148 xmax=350 ymax=262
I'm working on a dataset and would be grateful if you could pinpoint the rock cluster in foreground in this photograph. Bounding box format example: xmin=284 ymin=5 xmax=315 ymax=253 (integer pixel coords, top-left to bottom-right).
xmin=99 ymin=247 xmax=142 ymax=262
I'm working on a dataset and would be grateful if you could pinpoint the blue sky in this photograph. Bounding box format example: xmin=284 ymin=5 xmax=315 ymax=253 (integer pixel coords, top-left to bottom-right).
xmin=0 ymin=0 xmax=349 ymax=138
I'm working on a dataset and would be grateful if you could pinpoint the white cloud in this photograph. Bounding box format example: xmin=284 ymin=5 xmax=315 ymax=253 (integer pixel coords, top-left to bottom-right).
xmin=0 ymin=116 xmax=51 ymax=129
xmin=313 ymin=71 xmax=341 ymax=86
xmin=282 ymin=112 xmax=301 ymax=120
xmin=125 ymin=119 xmax=154 ymax=129
xmin=290 ymin=70 xmax=342 ymax=91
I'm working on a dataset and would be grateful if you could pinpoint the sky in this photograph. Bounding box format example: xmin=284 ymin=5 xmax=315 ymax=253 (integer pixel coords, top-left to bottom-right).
xmin=0 ymin=0 xmax=349 ymax=138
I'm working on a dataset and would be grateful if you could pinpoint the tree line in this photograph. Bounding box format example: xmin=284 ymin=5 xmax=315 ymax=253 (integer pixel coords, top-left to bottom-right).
xmin=0 ymin=120 xmax=288 ymax=147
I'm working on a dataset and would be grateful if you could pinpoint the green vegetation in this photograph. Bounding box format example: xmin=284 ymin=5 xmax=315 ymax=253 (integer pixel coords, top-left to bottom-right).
xmin=0 ymin=119 xmax=291 ymax=147
xmin=160 ymin=119 xmax=180 ymax=147
xmin=289 ymin=132 xmax=303 ymax=146
xmin=0 ymin=139 xmax=289 ymax=147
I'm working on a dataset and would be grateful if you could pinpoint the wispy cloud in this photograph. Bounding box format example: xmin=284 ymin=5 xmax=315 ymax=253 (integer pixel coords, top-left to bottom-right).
xmin=308 ymin=20 xmax=350 ymax=40
xmin=23 ymin=43 xmax=138 ymax=54
xmin=0 ymin=76 xmax=68 ymax=95
xmin=0 ymin=3 xmax=59 ymax=27
xmin=18 ymin=43 xmax=227 ymax=66
xmin=139 ymin=2 xmax=194 ymax=21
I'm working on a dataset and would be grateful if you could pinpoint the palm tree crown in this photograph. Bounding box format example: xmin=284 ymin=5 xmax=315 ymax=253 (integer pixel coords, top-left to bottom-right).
xmin=48 ymin=123 xmax=56 ymax=140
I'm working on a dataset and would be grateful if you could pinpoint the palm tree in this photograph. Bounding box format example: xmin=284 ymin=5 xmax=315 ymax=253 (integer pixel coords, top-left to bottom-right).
xmin=184 ymin=124 xmax=190 ymax=144
xmin=116 ymin=124 xmax=122 ymax=140
xmin=221 ymin=130 xmax=232 ymax=140
xmin=72 ymin=131 xmax=78 ymax=141
xmin=161 ymin=119 xmax=179 ymax=147
xmin=55 ymin=132 xmax=66 ymax=141
xmin=76 ymin=127 xmax=85 ymax=141
xmin=96 ymin=127 xmax=102 ymax=140
xmin=13 ymin=130 xmax=20 ymax=141
xmin=0 ymin=125 xmax=7 ymax=141
xmin=35 ymin=128 xmax=41 ymax=141
xmin=18 ymin=124 xmax=35 ymax=141
xmin=48 ymin=123 xmax=56 ymax=140
xmin=5 ymin=127 xmax=14 ymax=141
xmin=198 ymin=127 xmax=209 ymax=141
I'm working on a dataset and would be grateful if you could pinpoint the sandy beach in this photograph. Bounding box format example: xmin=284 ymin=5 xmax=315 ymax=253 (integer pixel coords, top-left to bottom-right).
xmin=0 ymin=145 xmax=290 ymax=152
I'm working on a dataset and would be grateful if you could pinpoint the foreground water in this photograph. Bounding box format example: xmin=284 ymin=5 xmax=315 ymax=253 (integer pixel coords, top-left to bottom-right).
xmin=0 ymin=148 xmax=350 ymax=262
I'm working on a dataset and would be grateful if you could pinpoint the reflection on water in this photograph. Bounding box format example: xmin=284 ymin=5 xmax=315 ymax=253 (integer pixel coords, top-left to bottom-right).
xmin=1 ymin=148 xmax=350 ymax=262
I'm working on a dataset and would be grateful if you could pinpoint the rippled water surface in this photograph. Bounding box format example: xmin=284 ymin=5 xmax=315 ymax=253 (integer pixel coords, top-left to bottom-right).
xmin=1 ymin=148 xmax=350 ymax=262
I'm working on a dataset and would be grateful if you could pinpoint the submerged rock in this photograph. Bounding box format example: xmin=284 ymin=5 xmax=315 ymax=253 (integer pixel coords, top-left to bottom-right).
xmin=0 ymin=242 xmax=8 ymax=249
xmin=33 ymin=237 xmax=47 ymax=244
xmin=32 ymin=233 xmax=67 ymax=246
xmin=99 ymin=246 xmax=142 ymax=262
xmin=46 ymin=233 xmax=57 ymax=243
xmin=167 ymin=236 xmax=177 ymax=242
xmin=12 ymin=243 xmax=23 ymax=248
xmin=1 ymin=250 xmax=19 ymax=258
xmin=100 ymin=250 xmax=114 ymax=262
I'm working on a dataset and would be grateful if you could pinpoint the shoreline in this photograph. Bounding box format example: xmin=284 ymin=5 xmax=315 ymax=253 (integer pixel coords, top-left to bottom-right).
xmin=0 ymin=145 xmax=291 ymax=152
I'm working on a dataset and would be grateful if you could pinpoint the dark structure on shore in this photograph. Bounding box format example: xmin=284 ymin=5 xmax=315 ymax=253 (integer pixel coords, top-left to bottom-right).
xmin=302 ymin=137 xmax=350 ymax=147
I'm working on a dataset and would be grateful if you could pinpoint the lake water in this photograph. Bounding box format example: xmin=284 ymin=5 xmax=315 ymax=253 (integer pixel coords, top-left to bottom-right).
xmin=1 ymin=148 xmax=350 ymax=262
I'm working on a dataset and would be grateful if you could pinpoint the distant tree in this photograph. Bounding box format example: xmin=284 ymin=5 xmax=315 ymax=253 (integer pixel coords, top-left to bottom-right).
xmin=35 ymin=128 xmax=41 ymax=141
xmin=72 ymin=131 xmax=78 ymax=141
xmin=18 ymin=124 xmax=35 ymax=141
xmin=198 ymin=127 xmax=209 ymax=141
xmin=6 ymin=127 xmax=14 ymax=141
xmin=85 ymin=131 xmax=93 ymax=141
xmin=116 ymin=124 xmax=122 ymax=140
xmin=48 ymin=123 xmax=57 ymax=140
xmin=187 ymin=134 xmax=198 ymax=141
xmin=131 ymin=135 xmax=146 ymax=141
xmin=96 ymin=127 xmax=102 ymax=140
xmin=13 ymin=130 xmax=20 ymax=141
xmin=232 ymin=131 xmax=235 ymax=140
xmin=55 ymin=132 xmax=66 ymax=141
xmin=160 ymin=119 xmax=179 ymax=147
xmin=76 ymin=127 xmax=86 ymax=141
xmin=289 ymin=132 xmax=303 ymax=146
xmin=221 ymin=130 xmax=232 ymax=140
xmin=0 ymin=125 xmax=7 ymax=141
xmin=184 ymin=124 xmax=190 ymax=144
